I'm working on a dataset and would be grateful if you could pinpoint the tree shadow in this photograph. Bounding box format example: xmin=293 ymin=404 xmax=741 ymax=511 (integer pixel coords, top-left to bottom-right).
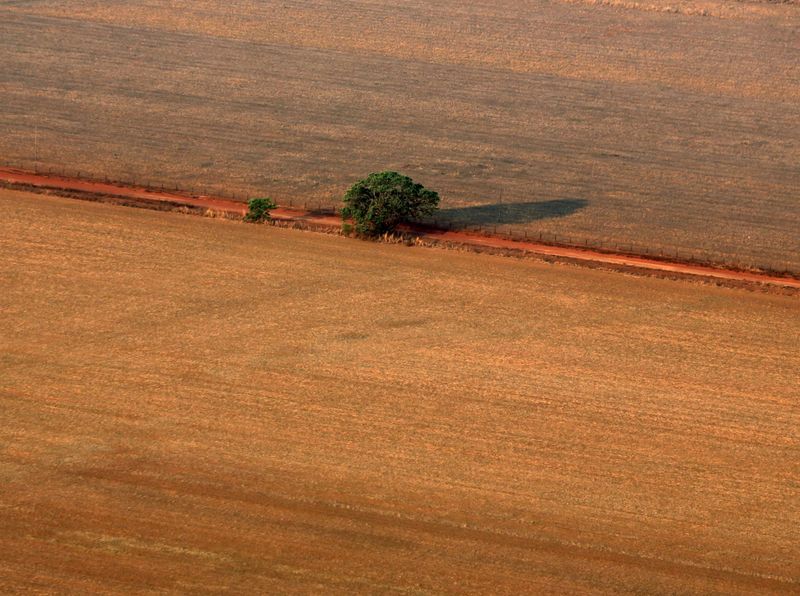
xmin=440 ymin=199 xmax=588 ymax=226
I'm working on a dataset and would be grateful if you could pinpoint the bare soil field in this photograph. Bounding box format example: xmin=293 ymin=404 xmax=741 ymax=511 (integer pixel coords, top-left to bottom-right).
xmin=1 ymin=189 xmax=798 ymax=593
xmin=1 ymin=0 xmax=799 ymax=273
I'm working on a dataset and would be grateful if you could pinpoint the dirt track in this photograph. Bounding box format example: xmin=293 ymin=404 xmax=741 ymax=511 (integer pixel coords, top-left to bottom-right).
xmin=1 ymin=190 xmax=799 ymax=594
xmin=0 ymin=167 xmax=248 ymax=215
xmin=2 ymin=167 xmax=798 ymax=290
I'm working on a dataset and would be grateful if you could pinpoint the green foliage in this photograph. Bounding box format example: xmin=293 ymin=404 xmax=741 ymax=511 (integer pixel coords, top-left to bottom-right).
xmin=244 ymin=197 xmax=277 ymax=223
xmin=341 ymin=171 xmax=439 ymax=236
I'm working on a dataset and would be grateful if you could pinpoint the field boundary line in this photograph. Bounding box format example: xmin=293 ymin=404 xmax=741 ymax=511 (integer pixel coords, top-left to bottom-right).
xmin=1 ymin=167 xmax=798 ymax=292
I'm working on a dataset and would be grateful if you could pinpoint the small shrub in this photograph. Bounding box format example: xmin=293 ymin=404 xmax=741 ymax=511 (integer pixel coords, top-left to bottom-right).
xmin=244 ymin=197 xmax=277 ymax=223
xmin=341 ymin=171 xmax=439 ymax=236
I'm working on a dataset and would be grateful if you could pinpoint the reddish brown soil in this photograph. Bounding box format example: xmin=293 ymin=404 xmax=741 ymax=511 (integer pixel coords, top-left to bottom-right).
xmin=0 ymin=167 xmax=247 ymax=215
xmin=2 ymin=190 xmax=799 ymax=594
xmin=3 ymin=167 xmax=798 ymax=291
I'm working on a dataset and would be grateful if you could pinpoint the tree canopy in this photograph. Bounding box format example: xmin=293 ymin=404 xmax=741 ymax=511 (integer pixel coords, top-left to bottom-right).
xmin=244 ymin=197 xmax=276 ymax=223
xmin=341 ymin=171 xmax=439 ymax=236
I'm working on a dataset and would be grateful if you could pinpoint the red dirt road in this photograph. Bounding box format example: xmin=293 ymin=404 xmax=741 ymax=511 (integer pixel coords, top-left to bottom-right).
xmin=2 ymin=167 xmax=798 ymax=290
xmin=0 ymin=167 xmax=248 ymax=215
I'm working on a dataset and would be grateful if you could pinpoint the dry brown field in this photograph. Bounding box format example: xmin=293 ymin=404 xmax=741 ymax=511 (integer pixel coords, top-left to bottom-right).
xmin=1 ymin=189 xmax=799 ymax=593
xmin=1 ymin=0 xmax=799 ymax=273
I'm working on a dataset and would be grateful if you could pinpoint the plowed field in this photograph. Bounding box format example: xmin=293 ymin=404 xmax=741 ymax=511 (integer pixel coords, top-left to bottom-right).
xmin=1 ymin=189 xmax=798 ymax=593
xmin=1 ymin=0 xmax=799 ymax=272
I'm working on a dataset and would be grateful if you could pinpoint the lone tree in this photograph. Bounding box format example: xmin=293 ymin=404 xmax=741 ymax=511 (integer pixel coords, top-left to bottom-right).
xmin=244 ymin=197 xmax=277 ymax=223
xmin=341 ymin=171 xmax=439 ymax=236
